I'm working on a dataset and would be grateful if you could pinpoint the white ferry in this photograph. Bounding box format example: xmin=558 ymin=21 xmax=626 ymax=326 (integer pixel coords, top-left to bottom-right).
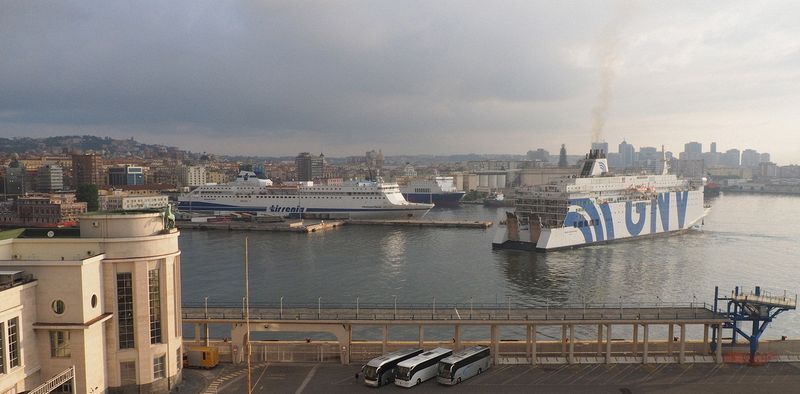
xmin=492 ymin=149 xmax=708 ymax=251
xmin=177 ymin=171 xmax=433 ymax=219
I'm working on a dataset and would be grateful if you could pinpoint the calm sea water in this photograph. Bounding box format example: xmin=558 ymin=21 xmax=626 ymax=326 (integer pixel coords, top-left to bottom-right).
xmin=180 ymin=194 xmax=800 ymax=339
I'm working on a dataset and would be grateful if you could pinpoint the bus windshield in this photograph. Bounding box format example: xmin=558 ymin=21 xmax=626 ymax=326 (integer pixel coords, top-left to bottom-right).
xmin=396 ymin=366 xmax=412 ymax=380
xmin=437 ymin=362 xmax=453 ymax=378
xmin=363 ymin=366 xmax=379 ymax=380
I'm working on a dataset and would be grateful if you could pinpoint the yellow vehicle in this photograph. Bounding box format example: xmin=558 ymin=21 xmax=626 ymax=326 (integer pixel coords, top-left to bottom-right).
xmin=183 ymin=346 xmax=220 ymax=369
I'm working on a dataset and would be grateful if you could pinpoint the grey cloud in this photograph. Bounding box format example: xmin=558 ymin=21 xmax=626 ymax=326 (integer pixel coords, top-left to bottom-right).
xmin=0 ymin=1 xmax=799 ymax=161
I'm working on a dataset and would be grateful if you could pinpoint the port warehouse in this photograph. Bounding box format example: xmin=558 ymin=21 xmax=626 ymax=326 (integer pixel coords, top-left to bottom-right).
xmin=180 ymin=303 xmax=800 ymax=366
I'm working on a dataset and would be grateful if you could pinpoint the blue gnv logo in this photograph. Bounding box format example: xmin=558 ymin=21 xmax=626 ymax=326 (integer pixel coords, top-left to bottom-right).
xmin=565 ymin=191 xmax=690 ymax=243
xmin=269 ymin=205 xmax=306 ymax=213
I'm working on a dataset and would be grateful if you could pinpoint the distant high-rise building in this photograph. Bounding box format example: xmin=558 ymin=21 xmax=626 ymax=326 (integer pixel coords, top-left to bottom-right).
xmin=710 ymin=142 xmax=717 ymax=154
xmin=108 ymin=165 xmax=145 ymax=186
xmin=741 ymin=149 xmax=760 ymax=168
xmin=36 ymin=164 xmax=64 ymax=192
xmin=722 ymin=149 xmax=740 ymax=167
xmin=3 ymin=160 xmax=26 ymax=196
xmin=618 ymin=140 xmax=635 ymax=168
xmin=682 ymin=142 xmax=702 ymax=161
xmin=365 ymin=150 xmax=384 ymax=170
xmin=178 ymin=165 xmax=206 ymax=187
xmin=295 ymin=152 xmax=325 ymax=181
xmin=591 ymin=141 xmax=608 ymax=155
xmin=71 ymin=153 xmax=104 ymax=187
xmin=558 ymin=144 xmax=568 ymax=168
xmin=759 ymin=152 xmax=771 ymax=164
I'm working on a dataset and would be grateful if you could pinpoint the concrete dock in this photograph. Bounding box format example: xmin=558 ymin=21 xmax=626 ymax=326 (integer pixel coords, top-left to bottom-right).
xmin=347 ymin=219 xmax=492 ymax=228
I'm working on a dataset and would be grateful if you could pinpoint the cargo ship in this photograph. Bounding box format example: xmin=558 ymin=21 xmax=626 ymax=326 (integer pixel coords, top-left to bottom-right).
xmin=400 ymin=177 xmax=465 ymax=207
xmin=178 ymin=171 xmax=434 ymax=219
xmin=492 ymin=149 xmax=708 ymax=251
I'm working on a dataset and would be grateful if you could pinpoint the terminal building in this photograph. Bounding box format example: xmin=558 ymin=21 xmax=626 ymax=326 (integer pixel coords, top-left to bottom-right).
xmin=0 ymin=211 xmax=182 ymax=393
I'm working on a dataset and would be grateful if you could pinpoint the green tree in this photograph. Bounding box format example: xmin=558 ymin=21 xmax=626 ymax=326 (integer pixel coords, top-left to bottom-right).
xmin=75 ymin=184 xmax=99 ymax=211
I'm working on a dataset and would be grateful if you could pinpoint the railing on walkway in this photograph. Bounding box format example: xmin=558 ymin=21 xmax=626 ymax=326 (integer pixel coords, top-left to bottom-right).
xmin=182 ymin=301 xmax=726 ymax=322
xmin=29 ymin=365 xmax=74 ymax=394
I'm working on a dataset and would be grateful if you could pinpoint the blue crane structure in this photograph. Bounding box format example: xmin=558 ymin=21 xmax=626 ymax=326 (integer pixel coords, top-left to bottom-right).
xmin=711 ymin=286 xmax=797 ymax=363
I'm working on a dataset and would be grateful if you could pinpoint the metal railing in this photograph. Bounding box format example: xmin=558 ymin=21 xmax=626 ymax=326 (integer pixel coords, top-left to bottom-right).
xmin=182 ymin=300 xmax=725 ymax=322
xmin=29 ymin=365 xmax=74 ymax=394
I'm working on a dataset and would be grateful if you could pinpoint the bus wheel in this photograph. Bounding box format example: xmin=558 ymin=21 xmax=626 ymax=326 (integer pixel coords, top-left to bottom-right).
xmin=417 ymin=378 xmax=422 ymax=385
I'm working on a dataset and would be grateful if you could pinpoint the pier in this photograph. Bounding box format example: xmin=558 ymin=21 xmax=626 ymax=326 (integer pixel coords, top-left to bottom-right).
xmin=177 ymin=219 xmax=344 ymax=233
xmin=346 ymin=219 xmax=492 ymax=228
xmin=182 ymin=301 xmax=730 ymax=365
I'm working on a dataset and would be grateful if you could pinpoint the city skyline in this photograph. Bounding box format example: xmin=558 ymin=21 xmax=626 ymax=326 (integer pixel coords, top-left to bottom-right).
xmin=2 ymin=1 xmax=799 ymax=162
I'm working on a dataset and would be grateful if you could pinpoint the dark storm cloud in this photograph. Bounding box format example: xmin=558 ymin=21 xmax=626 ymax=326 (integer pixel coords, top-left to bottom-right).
xmin=1 ymin=1 xmax=799 ymax=160
xmin=0 ymin=1 xmax=589 ymax=141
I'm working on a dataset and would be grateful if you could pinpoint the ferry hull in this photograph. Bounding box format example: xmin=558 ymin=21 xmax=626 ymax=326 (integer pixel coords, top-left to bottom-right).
xmin=176 ymin=200 xmax=432 ymax=220
xmin=493 ymin=190 xmax=707 ymax=251
xmin=402 ymin=192 xmax=465 ymax=207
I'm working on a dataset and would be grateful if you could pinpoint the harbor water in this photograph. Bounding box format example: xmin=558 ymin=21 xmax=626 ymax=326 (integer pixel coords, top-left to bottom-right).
xmin=180 ymin=194 xmax=800 ymax=340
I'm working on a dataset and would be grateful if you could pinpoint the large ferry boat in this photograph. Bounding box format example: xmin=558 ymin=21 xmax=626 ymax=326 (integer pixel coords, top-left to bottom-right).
xmin=177 ymin=171 xmax=434 ymax=219
xmin=492 ymin=149 xmax=708 ymax=251
xmin=400 ymin=177 xmax=465 ymax=207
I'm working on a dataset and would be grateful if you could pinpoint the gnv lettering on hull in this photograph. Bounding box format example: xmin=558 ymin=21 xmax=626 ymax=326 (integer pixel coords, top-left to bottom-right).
xmin=624 ymin=191 xmax=688 ymax=236
xmin=269 ymin=205 xmax=307 ymax=213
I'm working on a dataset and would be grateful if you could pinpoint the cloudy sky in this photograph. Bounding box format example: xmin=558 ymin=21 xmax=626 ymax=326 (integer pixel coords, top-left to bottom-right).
xmin=1 ymin=1 xmax=798 ymax=163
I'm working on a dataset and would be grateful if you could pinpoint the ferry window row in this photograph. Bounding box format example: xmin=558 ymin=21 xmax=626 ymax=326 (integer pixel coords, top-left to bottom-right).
xmin=572 ymin=219 xmax=598 ymax=228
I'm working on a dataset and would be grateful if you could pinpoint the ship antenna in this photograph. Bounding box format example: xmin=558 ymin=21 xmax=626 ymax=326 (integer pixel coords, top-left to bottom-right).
xmin=661 ymin=145 xmax=669 ymax=175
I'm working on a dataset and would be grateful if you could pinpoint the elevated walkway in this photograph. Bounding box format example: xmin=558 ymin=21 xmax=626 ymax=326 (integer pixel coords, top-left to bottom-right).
xmin=183 ymin=302 xmax=728 ymax=365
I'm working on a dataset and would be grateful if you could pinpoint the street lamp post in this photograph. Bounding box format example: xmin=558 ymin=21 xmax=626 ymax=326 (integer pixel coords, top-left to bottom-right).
xmin=432 ymin=296 xmax=436 ymax=319
xmin=657 ymin=296 xmax=661 ymax=318
xmin=546 ymin=298 xmax=549 ymax=319
xmin=204 ymin=296 xmax=208 ymax=319
xmin=280 ymin=296 xmax=283 ymax=319
xmin=582 ymin=294 xmax=586 ymax=318
xmin=393 ymin=295 xmax=397 ymax=320
xmin=470 ymin=297 xmax=474 ymax=319
xmin=356 ymin=296 xmax=359 ymax=319
xmin=318 ymin=297 xmax=321 ymax=319
xmin=507 ymin=295 xmax=511 ymax=319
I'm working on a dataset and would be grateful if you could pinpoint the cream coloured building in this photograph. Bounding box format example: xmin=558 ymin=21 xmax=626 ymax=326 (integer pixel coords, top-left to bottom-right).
xmin=0 ymin=211 xmax=182 ymax=393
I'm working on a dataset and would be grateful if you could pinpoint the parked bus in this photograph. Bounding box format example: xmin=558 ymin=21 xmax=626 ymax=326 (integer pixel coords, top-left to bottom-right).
xmin=394 ymin=348 xmax=453 ymax=388
xmin=436 ymin=346 xmax=490 ymax=385
xmin=363 ymin=348 xmax=424 ymax=387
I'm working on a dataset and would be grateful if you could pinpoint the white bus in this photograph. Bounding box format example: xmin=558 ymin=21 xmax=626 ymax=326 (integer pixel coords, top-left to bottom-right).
xmin=394 ymin=348 xmax=453 ymax=388
xmin=436 ymin=346 xmax=491 ymax=385
xmin=363 ymin=348 xmax=424 ymax=387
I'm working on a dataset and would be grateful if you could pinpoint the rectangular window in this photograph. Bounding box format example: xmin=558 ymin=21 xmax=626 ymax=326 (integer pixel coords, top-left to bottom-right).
xmin=49 ymin=331 xmax=71 ymax=358
xmin=153 ymin=355 xmax=166 ymax=380
xmin=117 ymin=272 xmax=135 ymax=349
xmin=120 ymin=361 xmax=136 ymax=386
xmin=0 ymin=322 xmax=5 ymax=373
xmin=177 ymin=347 xmax=182 ymax=370
xmin=7 ymin=318 xmax=19 ymax=368
xmin=149 ymin=268 xmax=162 ymax=344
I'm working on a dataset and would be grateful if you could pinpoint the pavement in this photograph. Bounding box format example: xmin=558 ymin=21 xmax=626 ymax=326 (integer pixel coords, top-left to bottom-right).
xmin=179 ymin=362 xmax=800 ymax=393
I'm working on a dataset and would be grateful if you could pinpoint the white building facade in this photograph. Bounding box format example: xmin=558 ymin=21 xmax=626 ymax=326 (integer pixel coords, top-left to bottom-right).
xmin=0 ymin=212 xmax=183 ymax=393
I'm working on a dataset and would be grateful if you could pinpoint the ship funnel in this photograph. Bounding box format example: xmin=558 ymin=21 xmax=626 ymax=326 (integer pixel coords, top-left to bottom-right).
xmin=579 ymin=150 xmax=609 ymax=177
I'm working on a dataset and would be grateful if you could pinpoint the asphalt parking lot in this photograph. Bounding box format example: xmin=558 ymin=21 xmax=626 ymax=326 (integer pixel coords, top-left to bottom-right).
xmin=212 ymin=362 xmax=800 ymax=393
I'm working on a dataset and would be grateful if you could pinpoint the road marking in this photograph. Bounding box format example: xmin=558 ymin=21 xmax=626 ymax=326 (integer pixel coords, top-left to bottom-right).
xmin=295 ymin=364 xmax=319 ymax=394
xmin=669 ymin=365 xmax=691 ymax=384
xmin=501 ymin=366 xmax=536 ymax=385
xmin=251 ymin=363 xmax=270 ymax=389
xmin=570 ymin=364 xmax=603 ymax=385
